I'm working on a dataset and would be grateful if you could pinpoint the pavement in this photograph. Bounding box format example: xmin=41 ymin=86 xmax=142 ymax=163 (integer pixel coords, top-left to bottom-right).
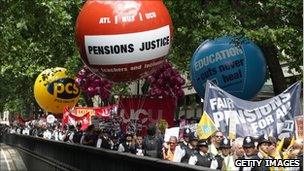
xmin=0 ymin=143 xmax=27 ymax=171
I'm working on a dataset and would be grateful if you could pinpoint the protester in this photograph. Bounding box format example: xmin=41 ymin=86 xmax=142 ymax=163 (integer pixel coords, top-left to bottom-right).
xmin=231 ymin=138 xmax=244 ymax=159
xmin=209 ymin=131 xmax=224 ymax=156
xmin=110 ymin=133 xmax=120 ymax=151
xmin=163 ymin=136 xmax=178 ymax=161
xmin=82 ymin=125 xmax=98 ymax=147
xmin=133 ymin=135 xmax=144 ymax=156
xmin=43 ymin=126 xmax=53 ymax=140
xmin=73 ymin=122 xmax=83 ymax=144
xmin=3 ymin=115 xmax=303 ymax=171
xmin=63 ymin=125 xmax=75 ymax=143
xmin=96 ymin=129 xmax=112 ymax=149
xmin=143 ymin=124 xmax=163 ymax=158
xmin=118 ymin=133 xmax=135 ymax=153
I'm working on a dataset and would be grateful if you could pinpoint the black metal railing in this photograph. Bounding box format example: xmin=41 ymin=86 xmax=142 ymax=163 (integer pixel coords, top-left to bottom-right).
xmin=3 ymin=133 xmax=214 ymax=171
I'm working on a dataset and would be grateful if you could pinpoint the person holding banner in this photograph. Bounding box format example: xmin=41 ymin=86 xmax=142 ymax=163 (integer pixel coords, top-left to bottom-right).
xmin=163 ymin=136 xmax=178 ymax=161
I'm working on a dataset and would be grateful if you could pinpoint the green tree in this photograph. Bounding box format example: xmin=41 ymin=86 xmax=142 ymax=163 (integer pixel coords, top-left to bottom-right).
xmin=0 ymin=1 xmax=83 ymax=114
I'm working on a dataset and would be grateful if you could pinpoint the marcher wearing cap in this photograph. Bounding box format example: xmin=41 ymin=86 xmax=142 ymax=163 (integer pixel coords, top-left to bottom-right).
xmin=188 ymin=139 xmax=218 ymax=169
xmin=173 ymin=131 xmax=198 ymax=163
xmin=216 ymin=138 xmax=238 ymax=170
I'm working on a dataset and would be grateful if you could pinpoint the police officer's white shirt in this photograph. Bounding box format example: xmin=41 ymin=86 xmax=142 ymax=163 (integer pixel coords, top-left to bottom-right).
xmin=172 ymin=145 xmax=186 ymax=162
xmin=173 ymin=144 xmax=196 ymax=162
xmin=188 ymin=151 xmax=218 ymax=169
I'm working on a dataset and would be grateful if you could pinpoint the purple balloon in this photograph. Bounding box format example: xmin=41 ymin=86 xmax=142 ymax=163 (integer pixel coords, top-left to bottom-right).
xmin=78 ymin=69 xmax=86 ymax=76
xmin=162 ymin=90 xmax=170 ymax=96
xmin=75 ymin=78 xmax=82 ymax=86
xmin=177 ymin=89 xmax=185 ymax=98
xmin=177 ymin=77 xmax=186 ymax=85
xmin=147 ymin=75 xmax=156 ymax=84
xmin=94 ymin=78 xmax=101 ymax=85
xmin=95 ymin=87 xmax=101 ymax=93
xmin=163 ymin=70 xmax=171 ymax=78
xmin=157 ymin=79 xmax=164 ymax=85
xmin=104 ymin=84 xmax=112 ymax=90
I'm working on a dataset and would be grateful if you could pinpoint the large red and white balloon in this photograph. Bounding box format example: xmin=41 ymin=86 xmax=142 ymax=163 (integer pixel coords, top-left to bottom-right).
xmin=75 ymin=0 xmax=173 ymax=82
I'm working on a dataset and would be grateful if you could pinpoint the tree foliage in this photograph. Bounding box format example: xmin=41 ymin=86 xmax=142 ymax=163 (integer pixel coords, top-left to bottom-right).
xmin=0 ymin=1 xmax=83 ymax=113
xmin=0 ymin=0 xmax=302 ymax=113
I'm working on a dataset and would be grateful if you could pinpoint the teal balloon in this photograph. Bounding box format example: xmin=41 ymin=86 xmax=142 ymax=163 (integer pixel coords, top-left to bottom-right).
xmin=190 ymin=36 xmax=267 ymax=100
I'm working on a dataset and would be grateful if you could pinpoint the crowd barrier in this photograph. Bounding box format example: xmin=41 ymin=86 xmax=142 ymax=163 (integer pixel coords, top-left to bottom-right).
xmin=2 ymin=133 xmax=215 ymax=171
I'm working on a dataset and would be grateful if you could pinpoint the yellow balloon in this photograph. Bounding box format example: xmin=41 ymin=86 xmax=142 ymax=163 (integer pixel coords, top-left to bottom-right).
xmin=34 ymin=67 xmax=80 ymax=114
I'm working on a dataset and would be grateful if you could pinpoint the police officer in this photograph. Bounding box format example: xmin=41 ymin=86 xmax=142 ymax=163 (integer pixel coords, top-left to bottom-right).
xmin=251 ymin=135 xmax=271 ymax=171
xmin=173 ymin=132 xmax=198 ymax=163
xmin=179 ymin=128 xmax=191 ymax=149
xmin=216 ymin=138 xmax=238 ymax=170
xmin=188 ymin=139 xmax=218 ymax=169
xmin=238 ymin=136 xmax=258 ymax=171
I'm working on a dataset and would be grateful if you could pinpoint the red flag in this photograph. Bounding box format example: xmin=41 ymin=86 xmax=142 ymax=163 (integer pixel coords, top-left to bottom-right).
xmin=62 ymin=107 xmax=71 ymax=129
xmin=67 ymin=112 xmax=91 ymax=131
xmin=80 ymin=113 xmax=90 ymax=130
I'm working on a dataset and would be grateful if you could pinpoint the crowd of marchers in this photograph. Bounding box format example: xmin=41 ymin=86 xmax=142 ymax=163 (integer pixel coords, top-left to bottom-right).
xmin=0 ymin=122 xmax=303 ymax=171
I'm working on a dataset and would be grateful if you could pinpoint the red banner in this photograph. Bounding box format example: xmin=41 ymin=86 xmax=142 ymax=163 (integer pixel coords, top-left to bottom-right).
xmin=118 ymin=96 xmax=176 ymax=136
xmin=62 ymin=107 xmax=91 ymax=130
xmin=73 ymin=105 xmax=118 ymax=118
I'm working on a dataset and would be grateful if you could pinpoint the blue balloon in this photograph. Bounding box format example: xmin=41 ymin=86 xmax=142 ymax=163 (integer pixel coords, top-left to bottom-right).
xmin=190 ymin=36 xmax=267 ymax=100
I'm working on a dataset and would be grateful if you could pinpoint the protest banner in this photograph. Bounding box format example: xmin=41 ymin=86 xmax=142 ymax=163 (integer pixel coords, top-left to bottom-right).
xmin=204 ymin=80 xmax=301 ymax=138
xmin=119 ymin=96 xmax=176 ymax=136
